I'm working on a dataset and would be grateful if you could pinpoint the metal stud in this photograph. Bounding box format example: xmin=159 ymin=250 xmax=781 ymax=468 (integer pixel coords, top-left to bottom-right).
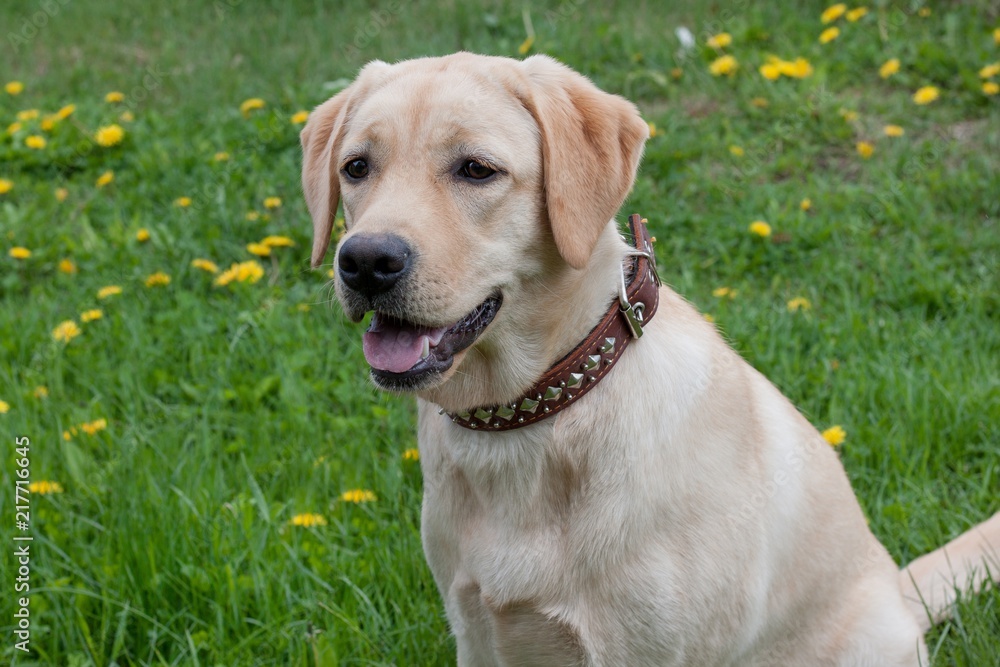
xmin=600 ymin=337 xmax=616 ymax=354
xmin=517 ymin=417 xmax=525 ymax=423
xmin=543 ymin=386 xmax=563 ymax=402
xmin=559 ymin=380 xmax=567 ymax=388
xmin=495 ymin=405 xmax=516 ymax=421
xmin=474 ymin=408 xmax=494 ymax=423
xmin=544 ymin=406 xmax=551 ymax=413
xmin=567 ymin=373 xmax=584 ymax=390
xmin=520 ymin=397 xmax=540 ymax=414
xmin=583 ymin=355 xmax=601 ymax=371
xmin=588 ymin=375 xmax=596 ymax=383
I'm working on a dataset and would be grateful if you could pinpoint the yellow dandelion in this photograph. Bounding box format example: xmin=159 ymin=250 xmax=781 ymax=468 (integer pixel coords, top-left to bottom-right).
xmin=97 ymin=285 xmax=122 ymax=299
xmin=918 ymin=7 xmax=930 ymax=17
xmin=787 ymin=297 xmax=812 ymax=312
xmin=709 ymin=54 xmax=739 ymax=77
xmin=839 ymin=108 xmax=859 ymax=122
xmin=749 ymin=220 xmax=772 ymax=238
xmin=702 ymin=313 xmax=716 ymax=323
xmin=884 ymin=124 xmax=905 ymax=137
xmin=9 ymin=247 xmax=31 ymax=259
xmin=214 ymin=261 xmax=264 ymax=286
xmin=80 ymin=418 xmax=108 ymax=435
xmin=40 ymin=116 xmax=57 ymax=132
xmin=647 ymin=121 xmax=658 ymax=138
xmin=340 ymin=489 xmax=377 ymax=503
xmin=5 ymin=81 xmax=24 ymax=95
xmin=52 ymin=320 xmax=82 ymax=343
xmin=261 ymin=235 xmax=295 ymax=248
xmin=263 ymin=196 xmax=282 ymax=209
xmin=518 ymin=34 xmax=535 ymax=55
xmin=56 ymin=104 xmax=76 ymax=120
xmin=80 ymin=309 xmax=103 ymax=323
xmin=25 ymin=135 xmax=46 ymax=149
xmin=192 ymin=258 xmax=220 ymax=274
xmin=7 ymin=122 xmax=22 ymax=134
xmin=984 ymin=81 xmax=1000 ymax=95
xmin=55 ymin=187 xmax=69 ymax=202
xmin=706 ymin=32 xmax=732 ymax=49
xmin=95 ymin=124 xmax=125 ymax=147
xmin=403 ymin=448 xmax=420 ymax=461
xmin=821 ymin=3 xmax=847 ymax=23
xmin=670 ymin=67 xmax=683 ymax=80
xmin=29 ymin=481 xmax=64 ymax=494
xmin=0 ymin=178 xmax=13 ymax=194
xmin=819 ymin=27 xmax=840 ymax=44
xmin=995 ymin=27 xmax=1000 ymax=45
xmin=245 ymin=211 xmax=261 ymax=221
xmin=96 ymin=171 xmax=114 ymax=188
xmin=0 ymin=400 xmax=9 ymax=414
xmin=120 ymin=111 xmax=134 ymax=123
xmin=979 ymin=63 xmax=1000 ymax=79
xmin=240 ymin=97 xmax=265 ymax=116
xmin=289 ymin=513 xmax=327 ymax=528
xmin=800 ymin=198 xmax=812 ymax=211
xmin=713 ymin=286 xmax=737 ymax=299
xmin=145 ymin=271 xmax=171 ymax=287
xmin=34 ymin=386 xmax=48 ymax=399
xmin=105 ymin=91 xmax=125 ymax=103
xmin=879 ymin=58 xmax=900 ymax=79
xmin=913 ymin=86 xmax=940 ymax=105
xmin=856 ymin=141 xmax=874 ymax=158
xmin=751 ymin=97 xmax=770 ymax=108
xmin=846 ymin=7 xmax=868 ymax=21
xmin=17 ymin=109 xmax=39 ymax=121
xmin=822 ymin=425 xmax=846 ymax=446
xmin=297 ymin=304 xmax=311 ymax=312
xmin=214 ymin=151 xmax=230 ymax=162
xmin=136 ymin=228 xmax=150 ymax=242
xmin=291 ymin=110 xmax=309 ymax=124
xmin=247 ymin=242 xmax=271 ymax=257
xmin=174 ymin=196 xmax=192 ymax=208
xmin=729 ymin=145 xmax=745 ymax=157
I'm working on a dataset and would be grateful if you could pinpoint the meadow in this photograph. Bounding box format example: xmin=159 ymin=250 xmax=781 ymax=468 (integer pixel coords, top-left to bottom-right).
xmin=1 ymin=0 xmax=998 ymax=664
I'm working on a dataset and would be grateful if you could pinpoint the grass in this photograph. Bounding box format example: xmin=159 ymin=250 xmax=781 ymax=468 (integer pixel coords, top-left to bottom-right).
xmin=1 ymin=1 xmax=998 ymax=664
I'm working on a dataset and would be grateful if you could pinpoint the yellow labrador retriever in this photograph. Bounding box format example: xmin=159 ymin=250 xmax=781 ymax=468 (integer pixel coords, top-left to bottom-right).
xmin=301 ymin=52 xmax=999 ymax=665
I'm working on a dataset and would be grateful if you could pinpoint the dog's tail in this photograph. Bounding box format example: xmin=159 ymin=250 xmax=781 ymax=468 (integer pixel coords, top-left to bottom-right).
xmin=899 ymin=511 xmax=1000 ymax=632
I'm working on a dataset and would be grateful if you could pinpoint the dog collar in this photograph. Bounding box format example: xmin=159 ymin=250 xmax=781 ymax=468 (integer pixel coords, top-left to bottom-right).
xmin=445 ymin=214 xmax=660 ymax=431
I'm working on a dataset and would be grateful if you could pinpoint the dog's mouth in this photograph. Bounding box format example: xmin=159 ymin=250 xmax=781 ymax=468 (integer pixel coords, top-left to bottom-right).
xmin=362 ymin=293 xmax=502 ymax=390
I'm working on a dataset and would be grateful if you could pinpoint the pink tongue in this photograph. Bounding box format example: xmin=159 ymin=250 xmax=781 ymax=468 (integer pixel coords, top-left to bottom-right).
xmin=363 ymin=321 xmax=448 ymax=373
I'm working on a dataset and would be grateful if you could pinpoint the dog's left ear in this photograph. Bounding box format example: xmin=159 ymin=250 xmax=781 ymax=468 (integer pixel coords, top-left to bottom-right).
xmin=519 ymin=55 xmax=649 ymax=269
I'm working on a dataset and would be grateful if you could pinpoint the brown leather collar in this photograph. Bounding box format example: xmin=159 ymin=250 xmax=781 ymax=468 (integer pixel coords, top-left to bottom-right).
xmin=445 ymin=214 xmax=660 ymax=431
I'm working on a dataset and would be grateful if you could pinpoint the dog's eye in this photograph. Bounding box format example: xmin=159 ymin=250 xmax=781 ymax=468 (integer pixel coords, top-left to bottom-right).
xmin=458 ymin=160 xmax=496 ymax=181
xmin=343 ymin=159 xmax=369 ymax=180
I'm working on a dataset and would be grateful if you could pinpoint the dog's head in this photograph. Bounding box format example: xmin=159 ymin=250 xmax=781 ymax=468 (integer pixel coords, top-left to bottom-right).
xmin=301 ymin=53 xmax=647 ymax=408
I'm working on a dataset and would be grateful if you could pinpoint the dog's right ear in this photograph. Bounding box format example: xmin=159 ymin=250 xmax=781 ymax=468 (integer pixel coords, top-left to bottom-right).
xmin=300 ymin=91 xmax=352 ymax=268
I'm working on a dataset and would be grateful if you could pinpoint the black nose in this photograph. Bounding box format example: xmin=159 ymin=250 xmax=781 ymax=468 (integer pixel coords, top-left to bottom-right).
xmin=337 ymin=234 xmax=413 ymax=297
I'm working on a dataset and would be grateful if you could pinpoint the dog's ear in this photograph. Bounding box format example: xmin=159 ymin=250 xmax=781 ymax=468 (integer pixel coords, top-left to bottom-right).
xmin=519 ymin=55 xmax=649 ymax=269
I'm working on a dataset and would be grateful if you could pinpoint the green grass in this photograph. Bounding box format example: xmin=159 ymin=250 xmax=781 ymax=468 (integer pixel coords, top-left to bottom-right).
xmin=1 ymin=1 xmax=998 ymax=664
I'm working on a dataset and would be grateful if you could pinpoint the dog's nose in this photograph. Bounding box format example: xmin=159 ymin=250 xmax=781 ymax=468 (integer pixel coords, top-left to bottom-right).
xmin=337 ymin=234 xmax=412 ymax=297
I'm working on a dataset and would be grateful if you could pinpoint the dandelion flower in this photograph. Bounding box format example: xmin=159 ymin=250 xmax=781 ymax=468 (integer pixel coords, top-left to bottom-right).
xmin=52 ymin=320 xmax=82 ymax=343
xmin=40 ymin=116 xmax=57 ymax=131
xmin=518 ymin=34 xmax=535 ymax=55
xmin=245 ymin=211 xmax=261 ymax=221
xmin=800 ymin=198 xmax=812 ymax=211
xmin=119 ymin=111 xmax=134 ymax=122
xmin=709 ymin=54 xmax=739 ymax=76
xmin=9 ymin=247 xmax=31 ymax=259
xmin=97 ymin=285 xmax=122 ymax=299
xmin=25 ymin=135 xmax=46 ymax=149
xmin=17 ymin=109 xmax=39 ymax=121
xmin=263 ymin=196 xmax=282 ymax=209
xmin=984 ymin=81 xmax=1000 ymax=95
xmin=751 ymin=97 xmax=769 ymax=108
xmin=760 ymin=63 xmax=782 ymax=80
xmin=787 ymin=58 xmax=813 ymax=78
xmin=856 ymin=141 xmax=874 ymax=158
xmin=29 ymin=481 xmax=64 ymax=494
xmin=247 ymin=242 xmax=271 ymax=257
xmin=297 ymin=304 xmax=311 ymax=312
xmin=670 ymin=67 xmax=683 ymax=80
xmin=884 ymin=124 xmax=904 ymax=137
xmin=749 ymin=220 xmax=772 ymax=238
xmin=912 ymin=86 xmax=940 ymax=105
xmin=289 ymin=513 xmax=327 ymax=527
xmin=105 ymin=91 xmax=125 ymax=103
xmin=403 ymin=448 xmax=420 ymax=461
xmin=703 ymin=313 xmax=715 ymax=323
xmin=706 ymin=32 xmax=732 ymax=49
xmin=240 ymin=97 xmax=265 ymax=116
xmin=729 ymin=145 xmax=745 ymax=157
xmin=214 ymin=261 xmax=264 ymax=286
xmin=995 ymin=28 xmax=1000 ymax=45
xmin=879 ymin=58 xmax=900 ymax=79
xmin=5 ymin=81 xmax=24 ymax=95
xmin=787 ymin=297 xmax=812 ymax=312
xmin=96 ymin=171 xmax=114 ymax=188
xmin=7 ymin=122 xmax=22 ymax=134
xmin=839 ymin=108 xmax=858 ymax=122
xmin=819 ymin=27 xmax=840 ymax=44
xmin=145 ymin=271 xmax=171 ymax=287
xmin=712 ymin=286 xmax=736 ymax=298
xmin=80 ymin=309 xmax=103 ymax=323
xmin=136 ymin=228 xmax=150 ymax=242
xmin=59 ymin=259 xmax=77 ymax=274
xmin=846 ymin=7 xmax=868 ymax=21
xmin=918 ymin=7 xmax=930 ymax=17
xmin=340 ymin=489 xmax=377 ymax=503
xmin=291 ymin=110 xmax=309 ymax=124
xmin=95 ymin=124 xmax=125 ymax=147
xmin=261 ymin=235 xmax=295 ymax=248
xmin=174 ymin=196 xmax=192 ymax=207
xmin=979 ymin=63 xmax=1000 ymax=79
xmin=33 ymin=386 xmax=48 ymax=399
xmin=0 ymin=178 xmax=13 ymax=194
xmin=0 ymin=400 xmax=9 ymax=414
xmin=80 ymin=418 xmax=107 ymax=434
xmin=214 ymin=151 xmax=230 ymax=162
xmin=822 ymin=425 xmax=846 ymax=446
xmin=821 ymin=3 xmax=847 ymax=23
xmin=56 ymin=104 xmax=76 ymax=120
xmin=55 ymin=187 xmax=69 ymax=202
xmin=647 ymin=122 xmax=658 ymax=138
xmin=192 ymin=258 xmax=219 ymax=273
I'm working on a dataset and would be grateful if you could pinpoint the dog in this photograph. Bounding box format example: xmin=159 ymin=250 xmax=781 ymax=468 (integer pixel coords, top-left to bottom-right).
xmin=301 ymin=52 xmax=1000 ymax=665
